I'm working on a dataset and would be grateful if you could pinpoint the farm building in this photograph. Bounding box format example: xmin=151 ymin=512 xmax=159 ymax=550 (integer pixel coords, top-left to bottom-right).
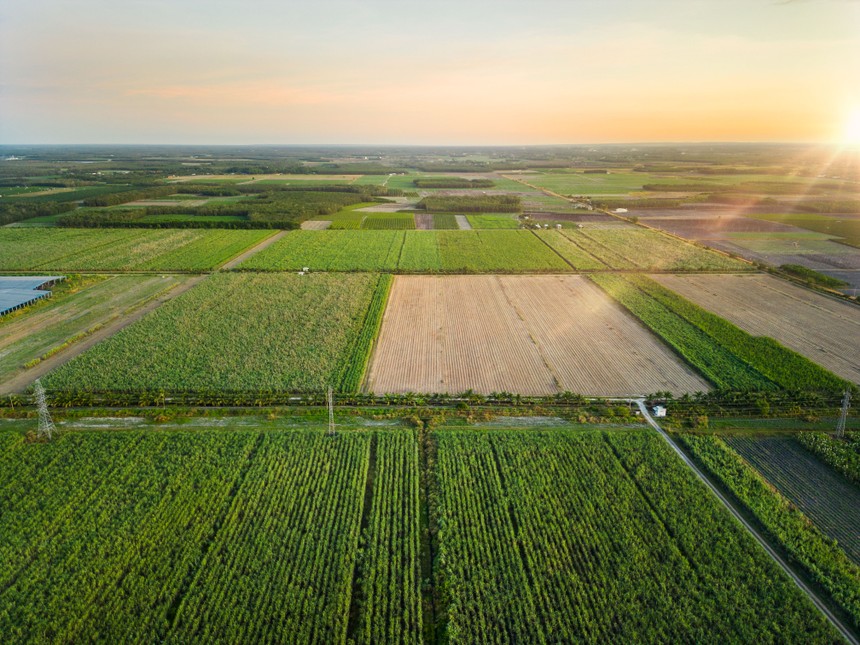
xmin=0 ymin=276 xmax=64 ymax=316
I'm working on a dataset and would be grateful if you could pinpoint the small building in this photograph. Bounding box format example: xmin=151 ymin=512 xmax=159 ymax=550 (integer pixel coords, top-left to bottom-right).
xmin=614 ymin=208 xmax=628 ymax=214
xmin=652 ymin=405 xmax=667 ymax=418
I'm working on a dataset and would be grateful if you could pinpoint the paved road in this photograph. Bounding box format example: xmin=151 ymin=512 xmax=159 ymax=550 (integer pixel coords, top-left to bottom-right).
xmin=633 ymin=399 xmax=858 ymax=645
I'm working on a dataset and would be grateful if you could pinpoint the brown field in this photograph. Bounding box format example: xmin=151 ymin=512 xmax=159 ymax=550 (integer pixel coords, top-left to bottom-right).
xmin=652 ymin=274 xmax=860 ymax=384
xmin=364 ymin=275 xmax=709 ymax=396
xmin=300 ymin=220 xmax=332 ymax=230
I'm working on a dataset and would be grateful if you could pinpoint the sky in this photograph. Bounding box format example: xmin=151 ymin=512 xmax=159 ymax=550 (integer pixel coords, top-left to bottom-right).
xmin=1 ymin=0 xmax=859 ymax=145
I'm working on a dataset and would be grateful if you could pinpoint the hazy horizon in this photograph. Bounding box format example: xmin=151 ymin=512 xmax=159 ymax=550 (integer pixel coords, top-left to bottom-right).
xmin=2 ymin=0 xmax=859 ymax=146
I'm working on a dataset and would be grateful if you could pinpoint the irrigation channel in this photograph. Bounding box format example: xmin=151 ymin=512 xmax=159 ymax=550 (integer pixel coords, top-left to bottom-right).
xmin=633 ymin=399 xmax=859 ymax=645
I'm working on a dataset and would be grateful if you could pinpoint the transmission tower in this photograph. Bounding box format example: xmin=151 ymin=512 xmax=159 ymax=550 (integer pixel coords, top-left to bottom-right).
xmin=836 ymin=389 xmax=851 ymax=439
xmin=33 ymin=379 xmax=56 ymax=442
xmin=327 ymin=386 xmax=336 ymax=437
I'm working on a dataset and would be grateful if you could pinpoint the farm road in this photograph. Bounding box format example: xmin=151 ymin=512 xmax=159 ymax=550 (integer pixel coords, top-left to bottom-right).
xmin=0 ymin=276 xmax=206 ymax=395
xmin=635 ymin=400 xmax=859 ymax=645
xmin=220 ymin=230 xmax=288 ymax=269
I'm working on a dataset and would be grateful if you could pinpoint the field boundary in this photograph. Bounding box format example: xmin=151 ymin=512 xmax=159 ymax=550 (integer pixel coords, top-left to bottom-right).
xmin=218 ymin=229 xmax=284 ymax=269
xmin=635 ymin=400 xmax=860 ymax=645
xmin=0 ymin=275 xmax=206 ymax=395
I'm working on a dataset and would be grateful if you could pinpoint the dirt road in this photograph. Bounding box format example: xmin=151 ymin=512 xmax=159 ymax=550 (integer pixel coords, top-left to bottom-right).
xmin=0 ymin=276 xmax=205 ymax=395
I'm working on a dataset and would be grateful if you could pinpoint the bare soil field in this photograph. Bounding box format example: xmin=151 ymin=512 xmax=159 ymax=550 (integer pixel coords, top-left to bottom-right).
xmin=414 ymin=214 xmax=434 ymax=230
xmin=652 ymin=274 xmax=860 ymax=384
xmin=364 ymin=275 xmax=709 ymax=396
xmin=300 ymin=220 xmax=332 ymax=230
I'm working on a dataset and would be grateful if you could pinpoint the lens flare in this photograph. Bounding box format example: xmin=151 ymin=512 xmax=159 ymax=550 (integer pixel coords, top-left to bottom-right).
xmin=844 ymin=107 xmax=860 ymax=146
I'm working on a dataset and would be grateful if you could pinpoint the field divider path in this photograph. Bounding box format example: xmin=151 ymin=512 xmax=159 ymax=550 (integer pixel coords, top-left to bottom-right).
xmin=528 ymin=229 xmax=581 ymax=271
xmin=0 ymin=275 xmax=206 ymax=395
xmin=633 ymin=399 xmax=860 ymax=645
xmin=219 ymin=229 xmax=286 ymax=270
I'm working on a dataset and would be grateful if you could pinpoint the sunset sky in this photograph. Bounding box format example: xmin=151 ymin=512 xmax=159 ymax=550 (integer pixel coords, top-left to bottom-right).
xmin=2 ymin=0 xmax=859 ymax=145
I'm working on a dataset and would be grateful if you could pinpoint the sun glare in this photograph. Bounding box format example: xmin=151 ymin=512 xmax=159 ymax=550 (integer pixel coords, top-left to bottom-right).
xmin=843 ymin=107 xmax=860 ymax=146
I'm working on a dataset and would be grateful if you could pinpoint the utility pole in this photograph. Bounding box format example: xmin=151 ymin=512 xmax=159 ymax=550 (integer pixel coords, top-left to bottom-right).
xmin=34 ymin=379 xmax=56 ymax=442
xmin=836 ymin=390 xmax=851 ymax=439
xmin=327 ymin=386 xmax=336 ymax=437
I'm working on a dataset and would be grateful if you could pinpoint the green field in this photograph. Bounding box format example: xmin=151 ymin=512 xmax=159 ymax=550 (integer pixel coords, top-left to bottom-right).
xmin=466 ymin=214 xmax=520 ymax=229
xmin=0 ymin=274 xmax=188 ymax=381
xmin=724 ymin=435 xmax=860 ymax=563
xmin=430 ymin=213 xmax=459 ymax=229
xmin=521 ymin=170 xmax=817 ymax=197
xmin=42 ymin=273 xmax=389 ymax=393
xmin=532 ymin=227 xmax=747 ymax=271
xmin=796 ymin=432 xmax=860 ymax=484
xmin=682 ymin=434 xmax=860 ymax=628
xmin=0 ymin=228 xmax=272 ymax=271
xmin=361 ymin=213 xmax=416 ymax=230
xmin=520 ymin=171 xmax=665 ymax=195
xmin=436 ymin=427 xmax=838 ymax=642
xmin=0 ymin=425 xmax=420 ymax=643
xmin=590 ymin=273 xmax=847 ymax=391
xmin=240 ymin=230 xmax=571 ymax=273
xmin=747 ymin=213 xmax=860 ymax=248
xmin=0 ymin=422 xmax=841 ymax=643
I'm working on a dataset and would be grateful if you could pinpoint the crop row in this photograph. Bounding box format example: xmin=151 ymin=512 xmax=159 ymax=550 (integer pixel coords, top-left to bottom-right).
xmin=338 ymin=274 xmax=393 ymax=393
xmin=0 ymin=427 xmax=429 ymax=643
xmin=681 ymin=434 xmax=860 ymax=629
xmin=41 ymin=272 xmax=381 ymax=393
xmin=724 ymin=435 xmax=860 ymax=563
xmin=240 ymin=230 xmax=571 ymax=273
xmin=629 ymin=275 xmax=848 ymax=391
xmin=1 ymin=425 xmax=845 ymax=643
xmin=589 ymin=274 xmax=773 ymax=389
xmin=354 ymin=432 xmax=423 ymax=644
xmin=796 ymin=432 xmax=860 ymax=484
xmin=0 ymin=228 xmax=272 ymax=271
xmin=433 ymin=428 xmax=835 ymax=642
xmin=590 ymin=273 xmax=847 ymax=391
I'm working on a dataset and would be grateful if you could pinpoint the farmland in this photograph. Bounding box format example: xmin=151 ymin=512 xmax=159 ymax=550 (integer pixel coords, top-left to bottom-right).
xmin=0 ymin=228 xmax=273 ymax=271
xmin=365 ymin=275 xmax=709 ymax=396
xmin=0 ymin=421 xmax=846 ymax=643
xmin=749 ymin=213 xmax=860 ymax=248
xmin=2 ymin=144 xmax=860 ymax=643
xmin=0 ymin=425 xmax=420 ymax=643
xmin=42 ymin=273 xmax=387 ymax=393
xmin=652 ymin=273 xmax=860 ymax=384
xmin=723 ymin=435 xmax=860 ymax=563
xmin=590 ymin=273 xmax=849 ymax=391
xmin=681 ymin=434 xmax=860 ymax=629
xmin=797 ymin=432 xmax=860 ymax=484
xmin=0 ymin=274 xmax=188 ymax=383
xmin=240 ymin=230 xmax=571 ymax=273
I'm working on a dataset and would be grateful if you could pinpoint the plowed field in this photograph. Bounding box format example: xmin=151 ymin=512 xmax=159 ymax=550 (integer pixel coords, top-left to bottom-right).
xmin=364 ymin=275 xmax=709 ymax=396
xmin=652 ymin=274 xmax=860 ymax=384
